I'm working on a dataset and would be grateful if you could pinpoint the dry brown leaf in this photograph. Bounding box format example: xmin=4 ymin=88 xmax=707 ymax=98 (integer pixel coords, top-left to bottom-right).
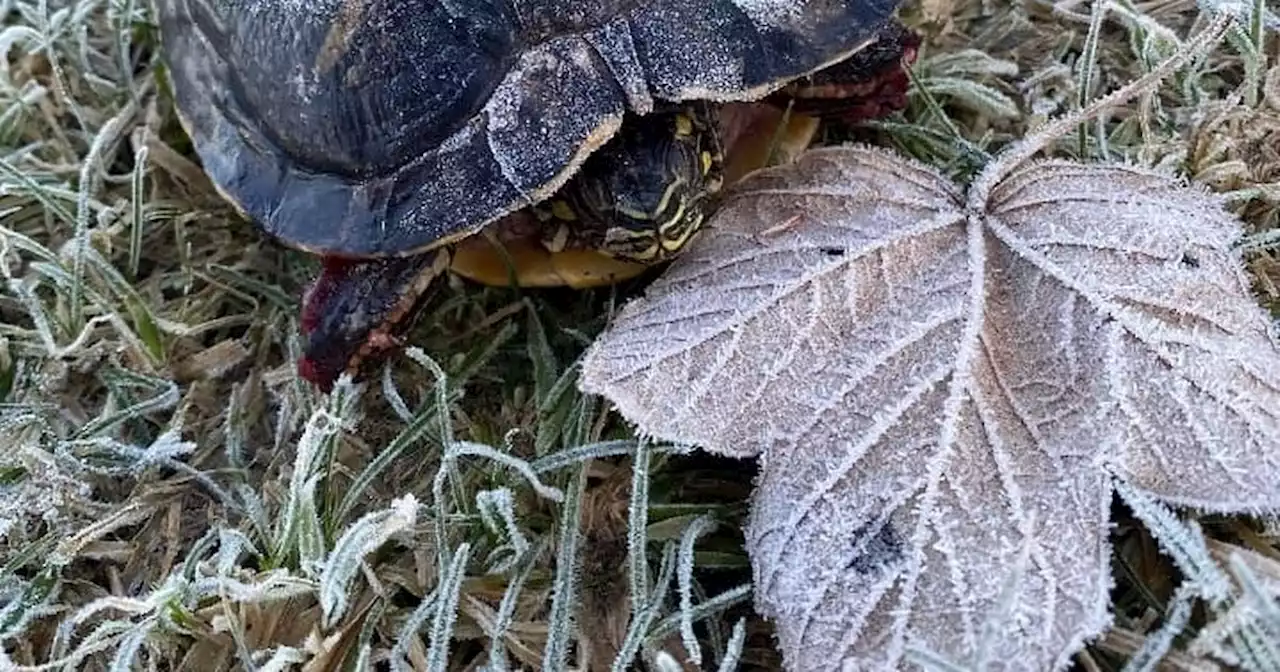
xmin=579 ymin=145 xmax=1280 ymax=670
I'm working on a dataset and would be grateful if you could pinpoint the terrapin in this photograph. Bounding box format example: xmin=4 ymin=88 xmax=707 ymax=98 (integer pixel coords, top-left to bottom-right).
xmin=154 ymin=0 xmax=918 ymax=391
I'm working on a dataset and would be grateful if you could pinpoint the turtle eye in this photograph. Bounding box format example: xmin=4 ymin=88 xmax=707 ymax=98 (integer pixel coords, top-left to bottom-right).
xmin=675 ymin=113 xmax=694 ymax=136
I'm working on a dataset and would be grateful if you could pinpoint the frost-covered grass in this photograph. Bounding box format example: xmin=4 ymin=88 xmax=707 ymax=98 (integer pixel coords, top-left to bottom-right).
xmin=0 ymin=0 xmax=1276 ymax=669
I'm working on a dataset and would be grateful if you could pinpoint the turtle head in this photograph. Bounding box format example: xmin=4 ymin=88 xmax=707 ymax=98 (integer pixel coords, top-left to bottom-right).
xmin=296 ymin=252 xmax=445 ymax=392
xmin=541 ymin=107 xmax=723 ymax=263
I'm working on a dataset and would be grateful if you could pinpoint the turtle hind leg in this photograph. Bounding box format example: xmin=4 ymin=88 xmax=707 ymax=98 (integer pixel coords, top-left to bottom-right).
xmin=297 ymin=249 xmax=451 ymax=391
xmin=774 ymin=20 xmax=921 ymax=125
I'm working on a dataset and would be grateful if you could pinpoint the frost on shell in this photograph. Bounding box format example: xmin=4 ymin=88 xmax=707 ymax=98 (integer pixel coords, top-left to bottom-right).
xmin=578 ymin=145 xmax=1280 ymax=670
xmin=729 ymin=0 xmax=805 ymax=26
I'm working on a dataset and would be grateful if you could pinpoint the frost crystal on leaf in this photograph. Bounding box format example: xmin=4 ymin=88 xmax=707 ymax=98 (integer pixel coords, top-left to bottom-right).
xmin=579 ymin=145 xmax=1280 ymax=670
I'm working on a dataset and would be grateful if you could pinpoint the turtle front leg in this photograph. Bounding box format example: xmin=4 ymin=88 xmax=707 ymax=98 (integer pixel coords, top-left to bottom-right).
xmin=773 ymin=19 xmax=921 ymax=125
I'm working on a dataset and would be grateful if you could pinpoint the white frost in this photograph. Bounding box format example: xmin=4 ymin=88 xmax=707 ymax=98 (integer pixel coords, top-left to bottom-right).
xmin=729 ymin=0 xmax=806 ymax=26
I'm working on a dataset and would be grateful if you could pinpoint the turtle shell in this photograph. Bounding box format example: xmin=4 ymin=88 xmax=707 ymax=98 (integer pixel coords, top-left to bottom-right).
xmin=156 ymin=0 xmax=901 ymax=259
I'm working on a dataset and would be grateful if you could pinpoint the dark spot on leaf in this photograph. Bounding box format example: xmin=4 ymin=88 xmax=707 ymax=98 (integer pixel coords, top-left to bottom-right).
xmin=846 ymin=520 xmax=905 ymax=577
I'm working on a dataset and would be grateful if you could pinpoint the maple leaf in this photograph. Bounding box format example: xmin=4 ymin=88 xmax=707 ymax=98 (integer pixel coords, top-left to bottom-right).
xmin=577 ymin=14 xmax=1280 ymax=670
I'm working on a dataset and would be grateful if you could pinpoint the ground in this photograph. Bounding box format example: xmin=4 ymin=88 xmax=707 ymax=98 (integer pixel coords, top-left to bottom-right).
xmin=0 ymin=0 xmax=1278 ymax=670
